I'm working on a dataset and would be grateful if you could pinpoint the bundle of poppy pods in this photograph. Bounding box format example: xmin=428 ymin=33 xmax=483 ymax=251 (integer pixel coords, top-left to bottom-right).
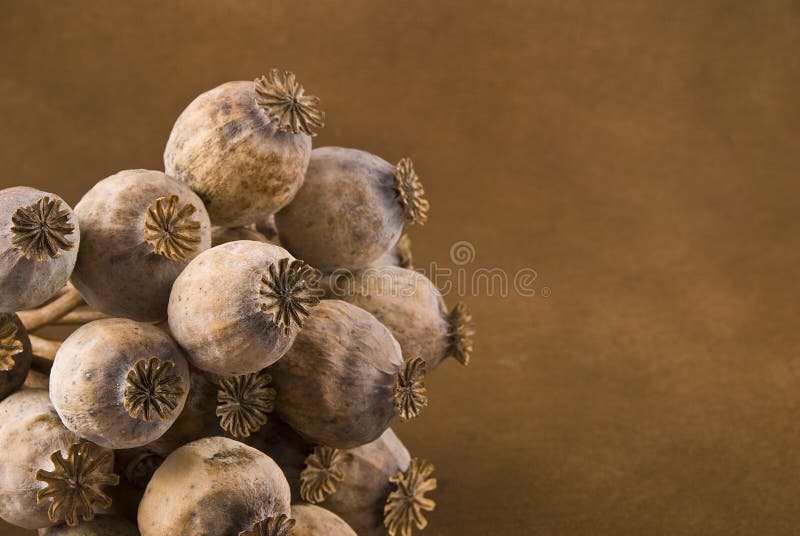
xmin=0 ymin=70 xmax=474 ymax=536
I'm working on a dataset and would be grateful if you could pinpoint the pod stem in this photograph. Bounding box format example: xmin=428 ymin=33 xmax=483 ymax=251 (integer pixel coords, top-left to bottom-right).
xmin=447 ymin=302 xmax=475 ymax=366
xmin=394 ymin=357 xmax=428 ymax=420
xmin=52 ymin=307 xmax=110 ymax=325
xmin=17 ymin=285 xmax=84 ymax=332
xmin=30 ymin=335 xmax=61 ymax=373
xmin=384 ymin=457 xmax=437 ymax=536
xmin=394 ymin=158 xmax=430 ymax=226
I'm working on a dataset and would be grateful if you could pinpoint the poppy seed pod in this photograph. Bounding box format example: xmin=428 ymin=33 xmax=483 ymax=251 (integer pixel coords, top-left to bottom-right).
xmin=328 ymin=266 xmax=475 ymax=370
xmin=0 ymin=390 xmax=119 ymax=529
xmin=168 ymin=240 xmax=321 ymax=376
xmin=164 ymin=70 xmax=324 ymax=227
xmin=138 ymin=436 xmax=291 ymax=536
xmin=0 ymin=187 xmax=79 ymax=312
xmin=0 ymin=313 xmax=32 ymax=400
xmin=211 ymin=225 xmax=269 ymax=246
xmin=299 ymin=429 xmax=436 ymax=536
xmin=291 ymin=504 xmax=357 ymax=536
xmin=275 ymin=148 xmax=429 ymax=271
xmin=70 ymin=169 xmax=211 ymax=322
xmin=49 ymin=318 xmax=191 ymax=450
xmin=268 ymin=300 xmax=428 ymax=449
xmin=38 ymin=514 xmax=139 ymax=536
xmin=370 ymin=233 xmax=414 ymax=270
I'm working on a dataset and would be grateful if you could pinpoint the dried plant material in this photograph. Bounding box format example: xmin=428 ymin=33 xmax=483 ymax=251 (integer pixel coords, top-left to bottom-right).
xmin=291 ymin=504 xmax=357 ymax=536
xmin=394 ymin=357 xmax=428 ymax=421
xmin=260 ymin=258 xmax=321 ymax=335
xmin=0 ymin=314 xmax=24 ymax=371
xmin=447 ymin=302 xmax=475 ymax=366
xmin=300 ymin=446 xmax=347 ymax=503
xmin=16 ymin=285 xmax=84 ymax=331
xmin=35 ymin=442 xmax=120 ymax=527
xmin=217 ymin=371 xmax=277 ymax=438
xmin=384 ymin=458 xmax=437 ymax=536
xmin=240 ymin=513 xmax=296 ymax=536
xmin=124 ymin=357 xmax=185 ymax=422
xmin=396 ymin=233 xmax=414 ymax=269
xmin=255 ymin=70 xmax=325 ymax=136
xmin=11 ymin=196 xmax=76 ymax=261
xmin=144 ymin=194 xmax=202 ymax=260
xmin=124 ymin=451 xmax=165 ymax=488
xmin=394 ymin=158 xmax=429 ymax=226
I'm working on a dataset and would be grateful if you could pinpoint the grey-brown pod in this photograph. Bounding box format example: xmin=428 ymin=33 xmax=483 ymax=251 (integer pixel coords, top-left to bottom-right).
xmin=138 ymin=436 xmax=291 ymax=536
xmin=38 ymin=514 xmax=139 ymax=536
xmin=164 ymin=70 xmax=324 ymax=227
xmin=211 ymin=225 xmax=269 ymax=246
xmin=70 ymin=169 xmax=211 ymax=323
xmin=298 ymin=429 xmax=436 ymax=536
xmin=268 ymin=300 xmax=428 ymax=449
xmin=0 ymin=187 xmax=80 ymax=312
xmin=0 ymin=313 xmax=32 ymax=399
xmin=370 ymin=233 xmax=413 ymax=270
xmin=291 ymin=504 xmax=356 ymax=536
xmin=0 ymin=390 xmax=118 ymax=529
xmin=327 ymin=266 xmax=475 ymax=370
xmin=168 ymin=240 xmax=320 ymax=376
xmin=275 ymin=148 xmax=429 ymax=271
xmin=255 ymin=213 xmax=282 ymax=245
xmin=50 ymin=318 xmax=191 ymax=449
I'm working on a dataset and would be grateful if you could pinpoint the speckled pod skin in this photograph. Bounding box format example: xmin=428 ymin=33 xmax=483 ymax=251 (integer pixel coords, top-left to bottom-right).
xmin=0 ymin=313 xmax=33 ymax=400
xmin=0 ymin=390 xmax=112 ymax=530
xmin=50 ymin=319 xmax=191 ymax=450
xmin=314 ymin=429 xmax=410 ymax=536
xmin=168 ymin=240 xmax=309 ymax=376
xmin=71 ymin=169 xmax=211 ymax=323
xmin=0 ymin=187 xmax=79 ymax=312
xmin=269 ymin=300 xmax=403 ymax=448
xmin=292 ymin=504 xmax=357 ymax=536
xmin=211 ymin=225 xmax=269 ymax=246
xmin=276 ymin=147 xmax=405 ymax=271
xmin=164 ymin=81 xmax=311 ymax=227
xmin=138 ymin=436 xmax=291 ymax=536
xmin=329 ymin=267 xmax=455 ymax=371
xmin=38 ymin=515 xmax=139 ymax=536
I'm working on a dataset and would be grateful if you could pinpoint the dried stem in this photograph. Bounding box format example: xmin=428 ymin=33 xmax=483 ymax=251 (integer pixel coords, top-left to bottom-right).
xmin=30 ymin=335 xmax=61 ymax=373
xmin=52 ymin=307 xmax=110 ymax=325
xmin=17 ymin=286 xmax=84 ymax=332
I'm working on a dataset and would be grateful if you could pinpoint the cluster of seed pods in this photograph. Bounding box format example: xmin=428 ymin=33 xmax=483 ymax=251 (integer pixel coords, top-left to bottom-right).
xmin=0 ymin=69 xmax=474 ymax=536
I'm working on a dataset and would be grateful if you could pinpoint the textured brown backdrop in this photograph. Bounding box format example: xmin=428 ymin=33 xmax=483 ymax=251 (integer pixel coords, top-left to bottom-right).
xmin=2 ymin=1 xmax=799 ymax=534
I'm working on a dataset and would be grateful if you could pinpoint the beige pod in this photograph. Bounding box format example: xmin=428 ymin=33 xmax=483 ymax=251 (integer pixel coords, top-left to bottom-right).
xmin=0 ymin=187 xmax=80 ymax=312
xmin=168 ymin=240 xmax=320 ymax=376
xmin=0 ymin=313 xmax=32 ymax=400
xmin=49 ymin=319 xmax=191 ymax=449
xmin=268 ymin=300 xmax=428 ymax=449
xmin=275 ymin=148 xmax=429 ymax=271
xmin=299 ymin=429 xmax=436 ymax=536
xmin=291 ymin=504 xmax=356 ymax=536
xmin=327 ymin=266 xmax=475 ymax=370
xmin=0 ymin=390 xmax=119 ymax=529
xmin=138 ymin=436 xmax=291 ymax=536
xmin=369 ymin=233 xmax=414 ymax=270
xmin=164 ymin=70 xmax=324 ymax=227
xmin=37 ymin=514 xmax=139 ymax=535
xmin=211 ymin=225 xmax=269 ymax=246
xmin=70 ymin=169 xmax=211 ymax=323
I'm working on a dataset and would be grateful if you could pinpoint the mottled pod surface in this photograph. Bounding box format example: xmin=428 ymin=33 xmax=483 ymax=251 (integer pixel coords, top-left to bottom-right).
xmin=211 ymin=225 xmax=269 ymax=247
xmin=276 ymin=147 xmax=408 ymax=271
xmin=0 ymin=390 xmax=115 ymax=530
xmin=291 ymin=504 xmax=356 ymax=536
xmin=138 ymin=436 xmax=291 ymax=536
xmin=168 ymin=240 xmax=320 ymax=376
xmin=0 ymin=187 xmax=79 ymax=312
xmin=49 ymin=319 xmax=190 ymax=449
xmin=38 ymin=514 xmax=139 ymax=536
xmin=0 ymin=313 xmax=32 ymax=400
xmin=70 ymin=169 xmax=211 ymax=322
xmin=269 ymin=300 xmax=404 ymax=448
xmin=164 ymin=76 xmax=316 ymax=227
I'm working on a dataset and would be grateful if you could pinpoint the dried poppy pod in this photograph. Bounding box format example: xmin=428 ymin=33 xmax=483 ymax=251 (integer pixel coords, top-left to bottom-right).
xmin=299 ymin=429 xmax=436 ymax=536
xmin=211 ymin=225 xmax=269 ymax=246
xmin=138 ymin=436 xmax=291 ymax=536
xmin=70 ymin=169 xmax=211 ymax=323
xmin=0 ymin=390 xmax=119 ymax=529
xmin=0 ymin=187 xmax=79 ymax=312
xmin=328 ymin=267 xmax=475 ymax=370
xmin=38 ymin=514 xmax=139 ymax=535
xmin=275 ymin=148 xmax=429 ymax=271
xmin=49 ymin=318 xmax=191 ymax=450
xmin=268 ymin=300 xmax=428 ymax=449
xmin=370 ymin=233 xmax=414 ymax=269
xmin=0 ymin=313 xmax=32 ymax=400
xmin=164 ymin=69 xmax=324 ymax=227
xmin=247 ymin=417 xmax=315 ymax=502
xmin=168 ymin=240 xmax=321 ymax=376
xmin=291 ymin=504 xmax=357 ymax=536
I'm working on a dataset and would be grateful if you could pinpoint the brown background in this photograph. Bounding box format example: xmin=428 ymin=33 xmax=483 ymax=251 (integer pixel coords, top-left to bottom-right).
xmin=1 ymin=1 xmax=799 ymax=534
